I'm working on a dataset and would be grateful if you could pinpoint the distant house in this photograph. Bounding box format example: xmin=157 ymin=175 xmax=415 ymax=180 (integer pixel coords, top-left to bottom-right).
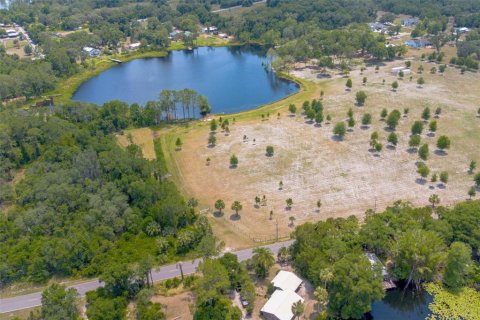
xmin=404 ymin=38 xmax=431 ymax=48
xmin=128 ymin=42 xmax=141 ymax=50
xmin=401 ymin=18 xmax=419 ymax=27
xmin=454 ymin=27 xmax=470 ymax=34
xmin=366 ymin=253 xmax=396 ymax=290
xmin=83 ymin=46 xmax=101 ymax=57
xmin=6 ymin=29 xmax=18 ymax=38
xmin=169 ymin=30 xmax=183 ymax=40
xmin=369 ymin=22 xmax=387 ymax=33
xmin=261 ymin=271 xmax=304 ymax=320
xmin=391 ymin=67 xmax=411 ymax=75
xmin=261 ymin=289 xmax=304 ymax=320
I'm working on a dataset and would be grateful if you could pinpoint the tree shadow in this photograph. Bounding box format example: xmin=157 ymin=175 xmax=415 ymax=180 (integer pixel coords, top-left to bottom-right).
xmin=373 ymin=153 xmax=381 ymax=157
xmin=434 ymin=149 xmax=447 ymax=156
xmin=304 ymin=120 xmax=315 ymax=125
xmin=289 ymin=114 xmax=295 ymax=118
xmin=229 ymin=165 xmax=238 ymax=169
xmin=213 ymin=211 xmax=224 ymax=218
xmin=285 ymin=206 xmax=292 ymax=211
xmin=347 ymin=128 xmax=354 ymax=132
xmin=314 ymin=123 xmax=322 ymax=128
xmin=254 ymin=204 xmax=260 ymax=209
xmin=437 ymin=183 xmax=446 ymax=189
xmin=386 ymin=145 xmax=396 ymax=150
xmin=383 ymin=126 xmax=395 ymax=132
xmin=207 ymin=144 xmax=216 ymax=149
xmin=429 ymin=185 xmax=435 ymax=190
xmin=415 ymin=178 xmax=427 ymax=185
xmin=230 ymin=214 xmax=241 ymax=221
xmin=331 ymin=135 xmax=344 ymax=142
xmin=406 ymin=147 xmax=418 ymax=154
xmin=427 ymin=132 xmax=435 ymax=137
xmin=361 ymin=125 xmax=370 ymax=130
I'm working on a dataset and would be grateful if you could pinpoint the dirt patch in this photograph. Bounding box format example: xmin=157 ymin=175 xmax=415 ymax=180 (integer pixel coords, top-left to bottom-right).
xmin=171 ymin=59 xmax=480 ymax=249
xmin=117 ymin=127 xmax=157 ymax=160
xmin=151 ymin=291 xmax=194 ymax=320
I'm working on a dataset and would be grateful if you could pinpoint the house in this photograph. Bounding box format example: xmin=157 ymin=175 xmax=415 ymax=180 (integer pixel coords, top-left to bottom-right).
xmin=404 ymin=38 xmax=431 ymax=48
xmin=261 ymin=271 xmax=304 ymax=320
xmin=6 ymin=29 xmax=18 ymax=38
xmin=401 ymin=18 xmax=419 ymax=27
xmin=271 ymin=270 xmax=303 ymax=292
xmin=261 ymin=289 xmax=304 ymax=320
xmin=454 ymin=27 xmax=470 ymax=34
xmin=83 ymin=46 xmax=101 ymax=57
xmin=169 ymin=30 xmax=183 ymax=40
xmin=366 ymin=253 xmax=396 ymax=290
xmin=391 ymin=67 xmax=411 ymax=75
xmin=128 ymin=42 xmax=141 ymax=50
xmin=218 ymin=33 xmax=228 ymax=39
xmin=369 ymin=22 xmax=387 ymax=33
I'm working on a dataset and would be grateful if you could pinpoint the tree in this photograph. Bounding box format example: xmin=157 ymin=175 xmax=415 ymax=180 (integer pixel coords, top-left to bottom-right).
xmin=291 ymin=300 xmax=304 ymax=320
xmin=289 ymin=216 xmax=296 ymax=226
xmin=474 ymin=173 xmax=480 ymax=187
xmin=429 ymin=120 xmax=437 ymax=133
xmin=345 ymin=78 xmax=352 ymax=90
xmin=266 ymin=145 xmax=274 ymax=157
xmin=437 ymin=135 xmax=451 ymax=151
xmin=387 ymin=132 xmax=398 ymax=146
xmin=417 ymin=77 xmax=425 ymax=87
xmin=188 ymin=198 xmax=199 ymax=209
xmin=435 ymin=107 xmax=442 ymax=118
xmin=429 ymin=194 xmax=440 ymax=208
xmin=347 ymin=108 xmax=354 ymax=118
xmin=208 ymin=135 xmax=216 ymax=146
xmin=286 ymin=198 xmax=293 ymax=209
xmin=411 ymin=121 xmax=424 ymax=135
xmin=279 ymin=180 xmax=283 ymax=190
xmin=391 ymin=229 xmax=445 ymax=290
xmin=254 ymin=196 xmax=261 ymax=207
xmin=361 ymin=113 xmax=372 ymax=126
xmin=277 ymin=246 xmax=290 ymax=264
xmin=380 ymin=108 xmax=388 ymax=120
xmin=355 ymin=91 xmax=367 ymax=105
xmin=398 ymin=70 xmax=404 ymax=79
xmin=418 ymin=65 xmax=424 ymax=73
xmin=363 ymin=77 xmax=367 ymax=85
xmin=288 ymin=104 xmax=297 ymax=115
xmin=444 ymin=242 xmax=472 ymax=289
xmin=418 ymin=144 xmax=429 ymax=160
xmin=422 ymin=107 xmax=431 ymax=122
xmin=252 ymin=247 xmax=275 ymax=278
xmin=231 ymin=201 xmax=242 ymax=218
xmin=315 ymin=112 xmax=324 ymax=126
xmin=199 ymin=96 xmax=211 ymax=117
xmin=468 ymin=187 xmax=476 ymax=199
xmin=333 ymin=122 xmax=346 ymax=139
xmin=175 ymin=138 xmax=183 ymax=150
xmin=314 ymin=287 xmax=329 ymax=313
xmin=196 ymin=259 xmax=230 ymax=304
xmin=431 ymin=173 xmax=438 ymax=183
xmin=375 ymin=142 xmax=383 ymax=153
xmin=215 ymin=199 xmax=225 ymax=215
xmin=391 ymin=81 xmax=399 ymax=91
xmin=347 ymin=117 xmax=355 ymax=129
xmin=24 ymin=44 xmax=33 ymax=56
xmin=386 ymin=110 xmax=401 ymax=130
xmin=316 ymin=200 xmax=322 ymax=212
xmin=409 ymin=135 xmax=421 ymax=148
xmin=41 ymin=284 xmax=79 ymax=320
xmin=417 ymin=163 xmax=430 ymax=180
xmin=328 ymin=254 xmax=384 ymax=319
xmin=469 ymin=160 xmax=477 ymax=173
xmin=230 ymin=154 xmax=238 ymax=168
xmin=210 ymin=119 xmax=217 ymax=132
xmin=440 ymin=171 xmax=449 ymax=185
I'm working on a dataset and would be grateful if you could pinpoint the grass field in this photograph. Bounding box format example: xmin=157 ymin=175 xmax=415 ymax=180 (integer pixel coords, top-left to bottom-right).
xmin=118 ymin=56 xmax=480 ymax=249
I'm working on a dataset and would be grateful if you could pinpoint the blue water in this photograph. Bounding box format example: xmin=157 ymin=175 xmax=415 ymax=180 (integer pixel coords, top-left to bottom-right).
xmin=370 ymin=288 xmax=432 ymax=319
xmin=72 ymin=46 xmax=299 ymax=114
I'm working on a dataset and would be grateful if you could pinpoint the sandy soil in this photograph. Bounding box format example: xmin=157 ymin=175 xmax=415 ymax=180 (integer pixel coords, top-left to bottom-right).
xmin=151 ymin=291 xmax=194 ymax=320
xmin=173 ymin=59 xmax=480 ymax=248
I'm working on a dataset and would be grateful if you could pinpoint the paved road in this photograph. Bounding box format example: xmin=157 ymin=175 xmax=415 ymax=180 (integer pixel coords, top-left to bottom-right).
xmin=0 ymin=240 xmax=294 ymax=314
xmin=212 ymin=0 xmax=266 ymax=13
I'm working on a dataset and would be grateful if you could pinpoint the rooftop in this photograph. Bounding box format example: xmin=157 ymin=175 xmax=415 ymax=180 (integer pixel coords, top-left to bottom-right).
xmin=261 ymin=289 xmax=304 ymax=320
xmin=271 ymin=270 xmax=303 ymax=292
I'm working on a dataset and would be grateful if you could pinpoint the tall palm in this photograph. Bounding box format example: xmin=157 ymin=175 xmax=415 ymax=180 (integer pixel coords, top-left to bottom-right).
xmin=252 ymin=247 xmax=275 ymax=278
xmin=314 ymin=287 xmax=328 ymax=313
xmin=319 ymin=268 xmax=334 ymax=289
xmin=231 ymin=201 xmax=242 ymax=218
xmin=291 ymin=300 xmax=304 ymax=319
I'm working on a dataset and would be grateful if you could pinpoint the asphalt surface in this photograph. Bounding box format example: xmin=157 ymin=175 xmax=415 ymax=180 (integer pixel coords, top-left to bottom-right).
xmin=211 ymin=0 xmax=266 ymax=13
xmin=0 ymin=239 xmax=294 ymax=314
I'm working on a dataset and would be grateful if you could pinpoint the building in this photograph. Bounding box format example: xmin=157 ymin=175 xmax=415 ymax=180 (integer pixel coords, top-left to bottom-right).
xmin=6 ymin=29 xmax=18 ymax=38
xmin=366 ymin=253 xmax=396 ymax=290
xmin=83 ymin=46 xmax=101 ymax=57
xmin=391 ymin=67 xmax=411 ymax=75
xmin=404 ymin=38 xmax=431 ymax=48
xmin=169 ymin=30 xmax=183 ymax=40
xmin=261 ymin=271 xmax=304 ymax=320
xmin=369 ymin=22 xmax=387 ymax=33
xmin=401 ymin=18 xmax=419 ymax=27
xmin=128 ymin=42 xmax=141 ymax=50
xmin=454 ymin=27 xmax=470 ymax=34
xmin=261 ymin=289 xmax=304 ymax=320
xmin=271 ymin=270 xmax=303 ymax=292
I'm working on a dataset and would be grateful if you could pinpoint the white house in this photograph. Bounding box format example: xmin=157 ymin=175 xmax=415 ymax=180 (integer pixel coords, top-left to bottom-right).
xmin=391 ymin=67 xmax=411 ymax=75
xmin=271 ymin=270 xmax=303 ymax=292
xmin=83 ymin=46 xmax=101 ymax=57
xmin=128 ymin=42 xmax=141 ymax=50
xmin=261 ymin=289 xmax=304 ymax=320
xmin=261 ymin=271 xmax=304 ymax=320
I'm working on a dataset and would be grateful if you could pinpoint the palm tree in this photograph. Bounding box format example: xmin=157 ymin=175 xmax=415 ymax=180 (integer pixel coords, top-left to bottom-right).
xmin=314 ymin=287 xmax=328 ymax=313
xmin=252 ymin=247 xmax=275 ymax=278
xmin=289 ymin=216 xmax=296 ymax=227
xmin=319 ymin=268 xmax=334 ymax=289
xmin=231 ymin=201 xmax=242 ymax=218
xmin=277 ymin=246 xmax=289 ymax=264
xmin=291 ymin=300 xmax=304 ymax=320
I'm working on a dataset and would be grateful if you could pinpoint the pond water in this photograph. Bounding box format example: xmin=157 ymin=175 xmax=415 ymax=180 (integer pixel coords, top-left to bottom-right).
xmin=369 ymin=288 xmax=432 ymax=319
xmin=72 ymin=46 xmax=299 ymax=114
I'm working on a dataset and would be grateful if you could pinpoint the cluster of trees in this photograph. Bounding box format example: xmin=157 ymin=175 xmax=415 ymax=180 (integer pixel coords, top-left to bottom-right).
xmin=0 ymin=101 xmax=213 ymax=288
xmin=292 ymin=200 xmax=480 ymax=319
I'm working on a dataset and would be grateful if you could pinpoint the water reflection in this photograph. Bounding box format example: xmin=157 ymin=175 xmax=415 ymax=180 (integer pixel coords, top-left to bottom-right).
xmin=370 ymin=288 xmax=432 ymax=320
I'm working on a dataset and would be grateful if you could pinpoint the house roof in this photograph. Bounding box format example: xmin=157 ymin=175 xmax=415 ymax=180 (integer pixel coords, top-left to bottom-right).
xmin=271 ymin=271 xmax=303 ymax=292
xmin=261 ymin=290 xmax=304 ymax=320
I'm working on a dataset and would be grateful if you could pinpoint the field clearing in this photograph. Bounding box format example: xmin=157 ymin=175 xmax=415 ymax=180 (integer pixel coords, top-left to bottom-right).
xmin=151 ymin=291 xmax=194 ymax=320
xmin=117 ymin=128 xmax=157 ymax=160
xmin=125 ymin=58 xmax=480 ymax=249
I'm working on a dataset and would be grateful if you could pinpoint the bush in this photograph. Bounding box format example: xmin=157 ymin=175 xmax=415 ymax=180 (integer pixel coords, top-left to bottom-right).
xmin=266 ymin=145 xmax=274 ymax=157
xmin=355 ymin=91 xmax=367 ymax=105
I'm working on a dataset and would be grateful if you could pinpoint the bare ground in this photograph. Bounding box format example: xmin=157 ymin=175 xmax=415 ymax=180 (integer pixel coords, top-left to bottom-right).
xmin=172 ymin=59 xmax=480 ymax=248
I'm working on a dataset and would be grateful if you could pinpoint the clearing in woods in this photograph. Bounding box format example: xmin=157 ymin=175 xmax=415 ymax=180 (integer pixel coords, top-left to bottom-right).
xmin=119 ymin=56 xmax=480 ymax=249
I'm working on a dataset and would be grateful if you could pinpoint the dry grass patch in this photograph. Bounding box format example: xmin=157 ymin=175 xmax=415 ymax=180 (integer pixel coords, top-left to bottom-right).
xmin=117 ymin=128 xmax=157 ymax=160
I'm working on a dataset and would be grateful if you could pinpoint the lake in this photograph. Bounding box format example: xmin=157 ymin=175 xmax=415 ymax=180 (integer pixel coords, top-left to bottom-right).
xmin=370 ymin=288 xmax=432 ymax=319
xmin=72 ymin=46 xmax=299 ymax=114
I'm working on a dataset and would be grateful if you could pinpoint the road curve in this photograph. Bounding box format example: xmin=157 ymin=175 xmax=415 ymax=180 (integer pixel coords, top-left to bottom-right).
xmin=0 ymin=239 xmax=294 ymax=314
